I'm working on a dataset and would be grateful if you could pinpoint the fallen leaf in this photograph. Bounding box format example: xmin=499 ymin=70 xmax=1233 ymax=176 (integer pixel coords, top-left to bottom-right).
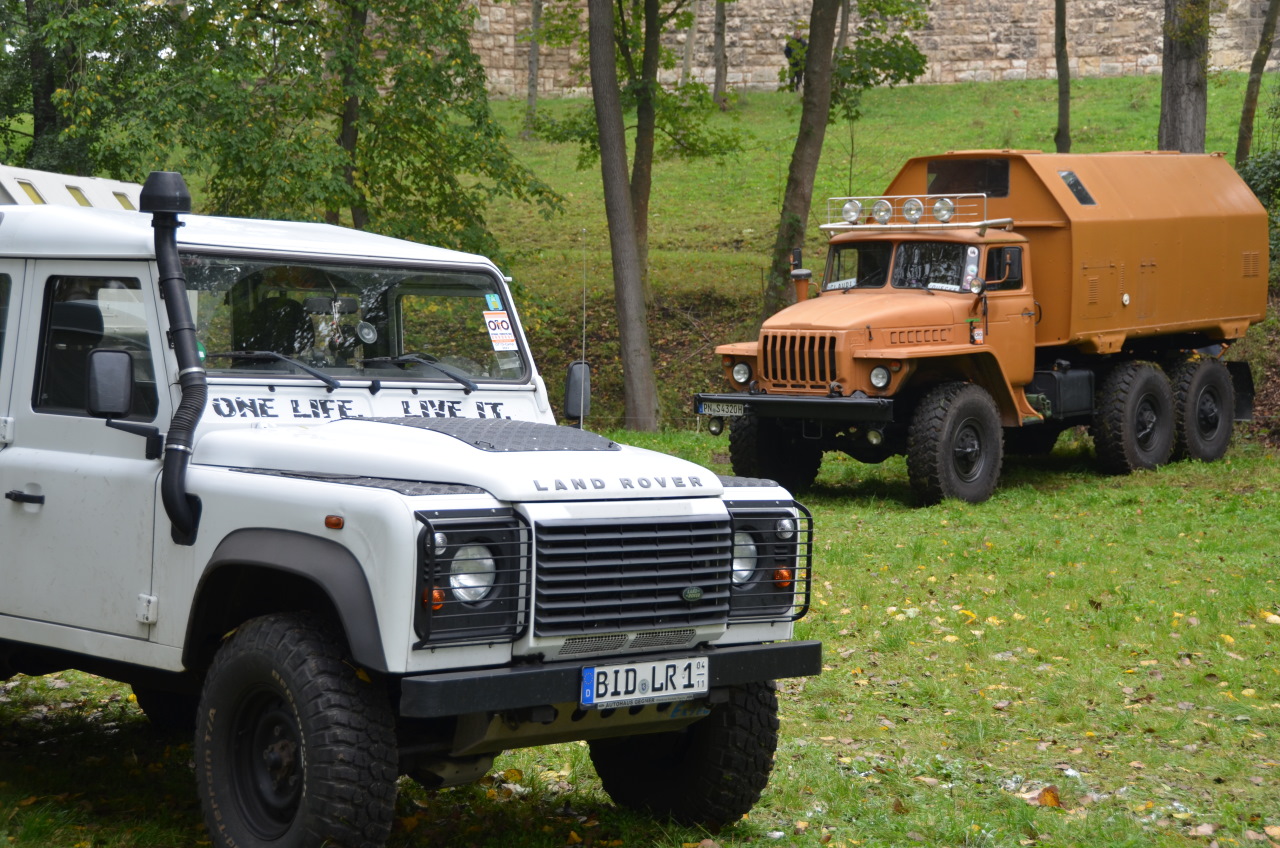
xmin=1265 ymin=826 xmax=1280 ymax=838
xmin=893 ymin=798 xmax=908 ymax=814
xmin=993 ymin=700 xmax=1012 ymax=711
xmin=1244 ymin=831 xmax=1268 ymax=842
xmin=1190 ymin=823 xmax=1218 ymax=837
xmin=915 ymin=776 xmax=940 ymax=786
xmin=1037 ymin=785 xmax=1062 ymax=808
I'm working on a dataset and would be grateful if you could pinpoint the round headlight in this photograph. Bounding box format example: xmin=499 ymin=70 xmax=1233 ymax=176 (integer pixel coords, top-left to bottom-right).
xmin=775 ymin=518 xmax=796 ymax=540
xmin=902 ymin=198 xmax=924 ymax=224
xmin=731 ymin=531 xmax=758 ymax=585
xmin=872 ymin=199 xmax=893 ymax=224
xmin=932 ymin=197 xmax=955 ymax=223
xmin=449 ymin=544 xmax=497 ymax=603
xmin=731 ymin=362 xmax=752 ymax=385
xmin=841 ymin=199 xmax=863 ymax=224
xmin=870 ymin=365 xmax=891 ymax=389
xmin=432 ymin=531 xmax=448 ymax=557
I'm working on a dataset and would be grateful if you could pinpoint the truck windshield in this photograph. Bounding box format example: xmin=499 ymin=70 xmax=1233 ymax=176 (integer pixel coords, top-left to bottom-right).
xmin=891 ymin=242 xmax=969 ymax=290
xmin=824 ymin=242 xmax=892 ymax=290
xmin=180 ymin=255 xmax=526 ymax=383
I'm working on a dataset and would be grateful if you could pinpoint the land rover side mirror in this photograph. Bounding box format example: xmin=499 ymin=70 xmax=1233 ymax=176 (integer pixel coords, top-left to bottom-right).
xmin=564 ymin=360 xmax=591 ymax=427
xmin=86 ymin=349 xmax=135 ymax=419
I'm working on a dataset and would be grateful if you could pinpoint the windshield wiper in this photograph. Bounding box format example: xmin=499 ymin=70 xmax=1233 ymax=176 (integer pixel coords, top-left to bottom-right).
xmin=207 ymin=350 xmax=342 ymax=390
xmin=360 ymin=354 xmax=477 ymax=394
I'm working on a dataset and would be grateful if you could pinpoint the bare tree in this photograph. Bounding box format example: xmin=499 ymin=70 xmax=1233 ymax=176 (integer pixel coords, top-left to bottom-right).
xmin=713 ymin=0 xmax=728 ymax=107
xmin=681 ymin=0 xmax=700 ymax=85
xmin=523 ymin=0 xmax=543 ymax=139
xmin=1236 ymin=0 xmax=1280 ymax=165
xmin=1158 ymin=0 xmax=1211 ymax=153
xmin=764 ymin=0 xmax=841 ymax=317
xmin=588 ymin=0 xmax=660 ymax=430
xmin=836 ymin=0 xmax=851 ymax=53
xmin=1054 ymin=0 xmax=1070 ymax=153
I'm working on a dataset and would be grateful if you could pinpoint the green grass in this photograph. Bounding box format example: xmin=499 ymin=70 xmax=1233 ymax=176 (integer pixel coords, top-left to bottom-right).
xmin=4 ymin=76 xmax=1280 ymax=847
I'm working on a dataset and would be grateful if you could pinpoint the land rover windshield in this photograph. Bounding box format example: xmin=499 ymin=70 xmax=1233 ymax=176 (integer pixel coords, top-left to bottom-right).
xmin=181 ymin=255 xmax=527 ymax=383
xmin=825 ymin=241 xmax=971 ymax=292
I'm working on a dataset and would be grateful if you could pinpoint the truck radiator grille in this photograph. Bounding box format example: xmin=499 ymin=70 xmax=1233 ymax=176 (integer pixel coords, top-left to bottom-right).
xmin=533 ymin=517 xmax=732 ymax=637
xmin=760 ymin=331 xmax=838 ymax=388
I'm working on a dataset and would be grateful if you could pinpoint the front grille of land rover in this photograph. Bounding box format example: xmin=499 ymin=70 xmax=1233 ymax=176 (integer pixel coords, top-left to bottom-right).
xmin=532 ymin=517 xmax=732 ymax=637
xmin=761 ymin=331 xmax=838 ymax=388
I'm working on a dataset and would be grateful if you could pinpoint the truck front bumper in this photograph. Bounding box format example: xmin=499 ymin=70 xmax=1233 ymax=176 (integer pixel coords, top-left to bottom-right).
xmin=398 ymin=639 xmax=822 ymax=719
xmin=695 ymin=391 xmax=895 ymax=423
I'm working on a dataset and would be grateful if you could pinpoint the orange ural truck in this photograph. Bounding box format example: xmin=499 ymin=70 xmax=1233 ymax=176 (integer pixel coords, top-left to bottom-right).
xmin=695 ymin=150 xmax=1269 ymax=504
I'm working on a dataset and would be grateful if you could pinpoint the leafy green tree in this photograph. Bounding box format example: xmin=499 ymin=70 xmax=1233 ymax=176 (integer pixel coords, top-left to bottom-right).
xmin=7 ymin=0 xmax=559 ymax=256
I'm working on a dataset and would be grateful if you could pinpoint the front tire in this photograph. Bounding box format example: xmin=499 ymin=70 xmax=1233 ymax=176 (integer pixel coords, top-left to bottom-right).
xmin=1093 ymin=361 xmax=1174 ymax=474
xmin=195 ymin=613 xmax=397 ymax=848
xmin=728 ymin=414 xmax=822 ymax=492
xmin=907 ymin=382 xmax=1004 ymax=505
xmin=1170 ymin=357 xmax=1234 ymax=462
xmin=589 ymin=682 xmax=779 ymax=829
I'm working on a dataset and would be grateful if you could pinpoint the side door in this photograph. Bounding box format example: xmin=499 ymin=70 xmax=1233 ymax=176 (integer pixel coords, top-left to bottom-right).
xmin=0 ymin=261 xmax=169 ymax=639
xmin=981 ymin=245 xmax=1036 ymax=387
xmin=0 ymin=260 xmax=18 ymax=464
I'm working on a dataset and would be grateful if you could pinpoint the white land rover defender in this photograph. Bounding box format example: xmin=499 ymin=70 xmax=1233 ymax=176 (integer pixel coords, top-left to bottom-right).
xmin=0 ymin=167 xmax=820 ymax=848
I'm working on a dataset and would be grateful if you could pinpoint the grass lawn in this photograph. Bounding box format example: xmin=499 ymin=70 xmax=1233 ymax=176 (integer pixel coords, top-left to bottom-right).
xmin=3 ymin=75 xmax=1279 ymax=847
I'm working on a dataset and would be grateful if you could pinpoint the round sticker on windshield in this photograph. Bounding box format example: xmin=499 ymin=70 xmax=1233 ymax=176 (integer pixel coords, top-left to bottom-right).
xmin=967 ymin=264 xmax=978 ymax=276
xmin=967 ymin=246 xmax=979 ymax=257
xmin=356 ymin=321 xmax=378 ymax=344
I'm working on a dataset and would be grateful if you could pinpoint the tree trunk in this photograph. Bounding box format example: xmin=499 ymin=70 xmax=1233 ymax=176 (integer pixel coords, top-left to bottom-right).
xmin=712 ymin=0 xmax=728 ymax=108
xmin=1236 ymin=0 xmax=1280 ymax=164
xmin=24 ymin=0 xmax=59 ymax=152
xmin=629 ymin=0 xmax=663 ymax=303
xmin=836 ymin=0 xmax=850 ymax=53
xmin=588 ymin=0 xmax=660 ymax=430
xmin=764 ymin=0 xmax=841 ymax=318
xmin=333 ymin=1 xmax=369 ymax=229
xmin=680 ymin=0 xmax=699 ymax=85
xmin=1158 ymin=0 xmax=1210 ymax=153
xmin=523 ymin=0 xmax=542 ymax=139
xmin=1054 ymin=0 xmax=1070 ymax=153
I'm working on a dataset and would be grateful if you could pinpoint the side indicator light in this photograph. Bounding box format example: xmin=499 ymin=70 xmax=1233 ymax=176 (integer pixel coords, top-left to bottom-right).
xmin=773 ymin=568 xmax=795 ymax=590
xmin=425 ymin=587 xmax=446 ymax=611
xmin=325 ymin=515 xmax=345 ymax=530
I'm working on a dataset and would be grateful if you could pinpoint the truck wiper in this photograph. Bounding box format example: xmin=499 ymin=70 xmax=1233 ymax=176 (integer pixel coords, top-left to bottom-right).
xmin=361 ymin=354 xmax=477 ymax=394
xmin=207 ymin=351 xmax=342 ymax=390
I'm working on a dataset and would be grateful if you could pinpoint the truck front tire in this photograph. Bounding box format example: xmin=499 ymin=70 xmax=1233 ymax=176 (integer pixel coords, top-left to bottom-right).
xmin=589 ymin=682 xmax=779 ymax=829
xmin=195 ymin=613 xmax=397 ymax=848
xmin=1094 ymin=361 xmax=1174 ymax=474
xmin=1170 ymin=358 xmax=1234 ymax=462
xmin=907 ymin=382 xmax=1004 ymax=505
xmin=728 ymin=414 xmax=822 ymax=492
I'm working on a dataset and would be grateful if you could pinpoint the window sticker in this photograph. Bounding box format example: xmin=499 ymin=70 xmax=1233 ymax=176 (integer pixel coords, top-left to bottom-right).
xmin=485 ymin=293 xmax=502 ymax=310
xmin=484 ymin=311 xmax=517 ymax=351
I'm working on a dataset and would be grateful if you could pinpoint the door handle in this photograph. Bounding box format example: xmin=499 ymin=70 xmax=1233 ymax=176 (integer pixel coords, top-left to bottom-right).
xmin=5 ymin=490 xmax=45 ymax=505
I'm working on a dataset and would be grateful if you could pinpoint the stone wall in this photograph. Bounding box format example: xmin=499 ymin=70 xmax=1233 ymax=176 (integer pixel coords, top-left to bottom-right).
xmin=472 ymin=0 xmax=1280 ymax=97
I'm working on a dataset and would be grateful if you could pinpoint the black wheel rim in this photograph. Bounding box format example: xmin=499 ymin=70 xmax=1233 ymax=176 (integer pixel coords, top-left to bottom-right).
xmin=951 ymin=418 xmax=986 ymax=483
xmin=231 ymin=686 xmax=303 ymax=839
xmin=1196 ymin=386 xmax=1223 ymax=440
xmin=1134 ymin=393 xmax=1161 ymax=451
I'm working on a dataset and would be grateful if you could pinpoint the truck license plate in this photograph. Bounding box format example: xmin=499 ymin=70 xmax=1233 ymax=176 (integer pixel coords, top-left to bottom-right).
xmin=699 ymin=401 xmax=743 ymax=417
xmin=580 ymin=658 xmax=709 ymax=708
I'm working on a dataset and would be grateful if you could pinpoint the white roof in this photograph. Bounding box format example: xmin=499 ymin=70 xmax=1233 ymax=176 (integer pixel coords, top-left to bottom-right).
xmin=0 ymin=164 xmax=142 ymax=209
xmin=0 ymin=203 xmax=498 ymax=269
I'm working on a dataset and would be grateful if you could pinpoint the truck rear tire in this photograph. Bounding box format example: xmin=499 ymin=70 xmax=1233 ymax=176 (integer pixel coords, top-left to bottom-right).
xmin=1093 ymin=361 xmax=1174 ymax=474
xmin=728 ymin=414 xmax=821 ymax=492
xmin=589 ymin=682 xmax=779 ymax=829
xmin=1170 ymin=358 xmax=1234 ymax=462
xmin=907 ymin=382 xmax=1003 ymax=505
xmin=195 ymin=613 xmax=397 ymax=848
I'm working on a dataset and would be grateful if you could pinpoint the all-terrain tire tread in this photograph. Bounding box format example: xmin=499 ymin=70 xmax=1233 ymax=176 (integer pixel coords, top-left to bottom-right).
xmin=1093 ymin=361 xmax=1174 ymax=475
xmin=1169 ymin=357 xmax=1234 ymax=462
xmin=906 ymin=382 xmax=1003 ymax=504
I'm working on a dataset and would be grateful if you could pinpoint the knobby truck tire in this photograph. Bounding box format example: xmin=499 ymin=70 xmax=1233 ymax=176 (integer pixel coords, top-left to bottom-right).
xmin=906 ymin=382 xmax=1004 ymax=505
xmin=588 ymin=682 xmax=779 ymax=830
xmin=195 ymin=612 xmax=397 ymax=848
xmin=728 ymin=413 xmax=821 ymax=492
xmin=1093 ymin=361 xmax=1174 ymax=474
xmin=1170 ymin=357 xmax=1234 ymax=462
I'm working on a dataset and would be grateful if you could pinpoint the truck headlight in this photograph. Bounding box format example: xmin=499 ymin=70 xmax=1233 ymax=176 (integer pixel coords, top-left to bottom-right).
xmin=841 ymin=199 xmax=863 ymax=224
xmin=870 ymin=366 xmax=891 ymax=389
xmin=731 ymin=531 xmax=758 ymax=585
xmin=731 ymin=362 xmax=752 ymax=385
xmin=450 ymin=544 xmax=497 ymax=603
xmin=933 ymin=197 xmax=955 ymax=223
xmin=872 ymin=199 xmax=893 ymax=224
xmin=903 ymin=198 xmax=924 ymax=224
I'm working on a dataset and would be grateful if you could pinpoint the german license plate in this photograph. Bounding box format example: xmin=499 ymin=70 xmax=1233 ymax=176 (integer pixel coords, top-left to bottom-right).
xmin=580 ymin=657 xmax=709 ymax=709
xmin=699 ymin=401 xmax=743 ymax=417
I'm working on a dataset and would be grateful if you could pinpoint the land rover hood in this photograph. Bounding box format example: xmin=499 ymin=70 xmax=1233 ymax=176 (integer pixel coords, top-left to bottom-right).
xmin=192 ymin=417 xmax=726 ymax=501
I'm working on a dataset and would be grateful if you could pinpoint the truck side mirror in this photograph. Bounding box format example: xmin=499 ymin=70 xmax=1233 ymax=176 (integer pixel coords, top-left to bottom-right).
xmin=1004 ymin=249 xmax=1022 ymax=282
xmin=564 ymin=360 xmax=591 ymax=426
xmin=86 ymin=349 xmax=135 ymax=419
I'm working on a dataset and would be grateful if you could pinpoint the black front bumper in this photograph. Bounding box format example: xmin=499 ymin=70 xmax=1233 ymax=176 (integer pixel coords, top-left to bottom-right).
xmin=695 ymin=392 xmax=895 ymax=423
xmin=398 ymin=640 xmax=822 ymax=719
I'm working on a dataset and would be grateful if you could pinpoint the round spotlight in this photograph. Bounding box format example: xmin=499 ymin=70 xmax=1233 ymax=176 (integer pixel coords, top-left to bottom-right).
xmin=866 ymin=429 xmax=884 ymax=446
xmin=432 ymin=532 xmax=448 ymax=556
xmin=841 ymin=199 xmax=864 ymax=224
xmin=708 ymin=416 xmax=725 ymax=436
xmin=775 ymin=518 xmax=796 ymax=540
xmin=903 ymin=198 xmax=924 ymax=224
xmin=731 ymin=531 xmax=758 ymax=585
xmin=872 ymin=199 xmax=893 ymax=224
xmin=869 ymin=366 xmax=891 ymax=389
xmin=450 ymin=544 xmax=497 ymax=603
xmin=731 ymin=362 xmax=752 ymax=385
xmin=932 ymin=197 xmax=955 ymax=223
